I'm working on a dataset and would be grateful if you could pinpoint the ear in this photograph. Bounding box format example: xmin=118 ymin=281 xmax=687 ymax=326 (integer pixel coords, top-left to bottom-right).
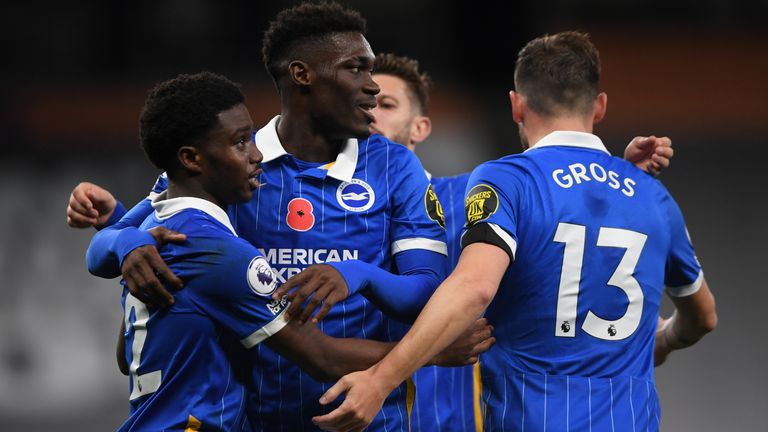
xmin=288 ymin=60 xmax=313 ymax=86
xmin=510 ymin=90 xmax=525 ymax=124
xmin=593 ymin=92 xmax=607 ymax=124
xmin=178 ymin=145 xmax=204 ymax=174
xmin=409 ymin=115 xmax=433 ymax=149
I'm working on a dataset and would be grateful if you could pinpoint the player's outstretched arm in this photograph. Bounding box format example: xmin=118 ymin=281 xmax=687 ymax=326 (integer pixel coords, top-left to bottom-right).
xmin=624 ymin=135 xmax=673 ymax=177
xmin=273 ymin=249 xmax=445 ymax=325
xmin=312 ymin=243 xmax=507 ymax=431
xmin=655 ymin=278 xmax=717 ymax=366
xmin=265 ymin=315 xmax=493 ymax=382
xmin=67 ymin=182 xmax=125 ymax=229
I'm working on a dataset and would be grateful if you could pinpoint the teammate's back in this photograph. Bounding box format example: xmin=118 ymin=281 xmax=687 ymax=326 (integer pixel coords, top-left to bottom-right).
xmin=469 ymin=132 xmax=701 ymax=430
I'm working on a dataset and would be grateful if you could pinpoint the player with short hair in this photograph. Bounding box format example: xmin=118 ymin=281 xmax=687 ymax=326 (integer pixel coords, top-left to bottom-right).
xmin=118 ymin=71 xmax=424 ymax=431
xmin=77 ymin=2 xmax=481 ymax=431
xmin=312 ymin=31 xmax=717 ymax=432
xmin=360 ymin=51 xmax=677 ymax=432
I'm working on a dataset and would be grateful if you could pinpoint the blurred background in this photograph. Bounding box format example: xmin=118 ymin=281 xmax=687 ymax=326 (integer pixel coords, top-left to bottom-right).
xmin=1 ymin=0 xmax=766 ymax=430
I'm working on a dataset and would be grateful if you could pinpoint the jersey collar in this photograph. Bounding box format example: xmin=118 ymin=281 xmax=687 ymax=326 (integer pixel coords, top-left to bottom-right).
xmin=256 ymin=116 xmax=359 ymax=182
xmin=526 ymin=131 xmax=610 ymax=154
xmin=151 ymin=191 xmax=237 ymax=236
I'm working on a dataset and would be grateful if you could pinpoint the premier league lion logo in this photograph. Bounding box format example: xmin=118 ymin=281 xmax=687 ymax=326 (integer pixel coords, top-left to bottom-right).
xmin=247 ymin=256 xmax=278 ymax=296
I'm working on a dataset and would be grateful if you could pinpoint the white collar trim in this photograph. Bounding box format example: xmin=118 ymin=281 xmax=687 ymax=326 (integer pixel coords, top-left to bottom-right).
xmin=256 ymin=115 xmax=359 ymax=182
xmin=526 ymin=131 xmax=610 ymax=154
xmin=151 ymin=191 xmax=237 ymax=236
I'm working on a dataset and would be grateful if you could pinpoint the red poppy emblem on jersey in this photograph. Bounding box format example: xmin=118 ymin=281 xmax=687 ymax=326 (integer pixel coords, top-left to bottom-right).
xmin=286 ymin=198 xmax=315 ymax=232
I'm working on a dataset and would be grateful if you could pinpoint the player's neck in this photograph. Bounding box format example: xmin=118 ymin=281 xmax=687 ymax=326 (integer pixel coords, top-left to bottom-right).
xmin=524 ymin=116 xmax=594 ymax=149
xmin=277 ymin=112 xmax=344 ymax=163
xmin=166 ymin=180 xmax=224 ymax=210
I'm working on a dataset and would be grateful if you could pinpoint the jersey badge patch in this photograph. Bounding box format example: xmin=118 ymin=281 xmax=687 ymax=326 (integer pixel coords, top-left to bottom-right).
xmin=465 ymin=184 xmax=499 ymax=225
xmin=336 ymin=179 xmax=375 ymax=212
xmin=247 ymin=256 xmax=279 ymax=297
xmin=287 ymin=197 xmax=315 ymax=231
xmin=424 ymin=184 xmax=445 ymax=229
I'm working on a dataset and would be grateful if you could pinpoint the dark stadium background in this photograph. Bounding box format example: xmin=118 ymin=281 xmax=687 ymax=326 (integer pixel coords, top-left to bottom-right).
xmin=1 ymin=1 xmax=766 ymax=430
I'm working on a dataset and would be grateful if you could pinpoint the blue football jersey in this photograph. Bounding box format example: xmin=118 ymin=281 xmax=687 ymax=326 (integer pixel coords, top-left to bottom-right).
xmin=119 ymin=195 xmax=289 ymax=431
xmin=411 ymin=173 xmax=482 ymax=432
xmin=460 ymin=131 xmax=703 ymax=431
xmin=230 ymin=117 xmax=447 ymax=431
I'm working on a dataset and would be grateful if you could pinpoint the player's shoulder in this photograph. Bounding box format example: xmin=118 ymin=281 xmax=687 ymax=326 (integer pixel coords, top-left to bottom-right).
xmin=471 ymin=154 xmax=533 ymax=180
xmin=362 ymin=134 xmax=416 ymax=162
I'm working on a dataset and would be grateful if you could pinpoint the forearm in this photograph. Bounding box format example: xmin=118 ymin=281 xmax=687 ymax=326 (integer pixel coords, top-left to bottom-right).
xmin=371 ymin=269 xmax=491 ymax=391
xmin=329 ymin=250 xmax=445 ymax=322
xmin=663 ymin=278 xmax=717 ymax=350
xmin=266 ymin=321 xmax=395 ymax=382
xmin=86 ymin=199 xmax=155 ymax=278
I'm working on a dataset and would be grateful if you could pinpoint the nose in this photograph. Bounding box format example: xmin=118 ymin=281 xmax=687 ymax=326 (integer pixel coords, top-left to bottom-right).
xmin=363 ymin=73 xmax=380 ymax=96
xmin=249 ymin=140 xmax=263 ymax=164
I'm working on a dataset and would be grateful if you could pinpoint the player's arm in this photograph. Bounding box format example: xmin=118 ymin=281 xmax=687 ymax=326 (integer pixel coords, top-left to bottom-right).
xmin=273 ymin=249 xmax=445 ymax=325
xmin=654 ymin=191 xmax=717 ymax=366
xmin=312 ymin=242 xmax=509 ymax=430
xmin=624 ymin=135 xmax=673 ymax=176
xmin=655 ymin=278 xmax=717 ymax=366
xmin=116 ymin=320 xmax=128 ymax=376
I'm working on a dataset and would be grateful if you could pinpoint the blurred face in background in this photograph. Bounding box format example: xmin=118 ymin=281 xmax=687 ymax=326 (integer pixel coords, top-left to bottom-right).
xmin=369 ymin=73 xmax=426 ymax=150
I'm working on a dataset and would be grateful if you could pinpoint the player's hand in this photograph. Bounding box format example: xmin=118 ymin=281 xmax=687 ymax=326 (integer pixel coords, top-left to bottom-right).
xmin=624 ymin=135 xmax=673 ymax=177
xmin=654 ymin=316 xmax=672 ymax=367
xmin=67 ymin=182 xmax=117 ymax=228
xmin=313 ymin=368 xmax=390 ymax=432
xmin=273 ymin=264 xmax=349 ymax=325
xmin=121 ymin=226 xmax=186 ymax=308
xmin=429 ymin=318 xmax=495 ymax=367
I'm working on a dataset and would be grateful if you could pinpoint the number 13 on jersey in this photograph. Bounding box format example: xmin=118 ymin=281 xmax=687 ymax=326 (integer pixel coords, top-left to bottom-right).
xmin=553 ymin=222 xmax=647 ymax=341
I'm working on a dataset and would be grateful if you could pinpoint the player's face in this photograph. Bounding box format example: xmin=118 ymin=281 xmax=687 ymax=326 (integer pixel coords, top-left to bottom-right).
xmin=200 ymin=103 xmax=261 ymax=206
xmin=369 ymin=74 xmax=417 ymax=147
xmin=308 ymin=32 xmax=379 ymax=140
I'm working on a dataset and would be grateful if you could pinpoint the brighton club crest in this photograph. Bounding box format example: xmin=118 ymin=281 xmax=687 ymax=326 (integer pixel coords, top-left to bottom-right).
xmin=336 ymin=179 xmax=375 ymax=212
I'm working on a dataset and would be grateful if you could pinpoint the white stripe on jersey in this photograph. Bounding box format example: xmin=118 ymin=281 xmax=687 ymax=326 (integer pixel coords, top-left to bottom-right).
xmin=665 ymin=270 xmax=704 ymax=297
xmin=391 ymin=238 xmax=448 ymax=255
xmin=488 ymin=222 xmax=518 ymax=259
xmin=610 ymin=378 xmax=615 ymax=432
xmin=240 ymin=308 xmax=289 ymax=348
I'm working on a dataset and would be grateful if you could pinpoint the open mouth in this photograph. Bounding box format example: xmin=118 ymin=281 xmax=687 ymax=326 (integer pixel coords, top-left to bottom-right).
xmin=359 ymin=103 xmax=376 ymax=123
xmin=247 ymin=168 xmax=263 ymax=190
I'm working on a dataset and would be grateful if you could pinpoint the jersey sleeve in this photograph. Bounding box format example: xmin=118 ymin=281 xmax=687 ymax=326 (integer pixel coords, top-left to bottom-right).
xmin=85 ymin=173 xmax=169 ymax=278
xmin=389 ymin=145 xmax=447 ymax=256
xmin=460 ymin=161 xmax=523 ymax=262
xmin=661 ymin=192 xmax=703 ymax=297
xmin=190 ymin=237 xmax=290 ymax=349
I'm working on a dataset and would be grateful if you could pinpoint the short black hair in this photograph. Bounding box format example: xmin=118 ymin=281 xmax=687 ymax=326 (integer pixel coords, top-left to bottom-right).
xmin=262 ymin=1 xmax=367 ymax=84
xmin=514 ymin=31 xmax=601 ymax=117
xmin=139 ymin=71 xmax=245 ymax=172
xmin=374 ymin=53 xmax=432 ymax=115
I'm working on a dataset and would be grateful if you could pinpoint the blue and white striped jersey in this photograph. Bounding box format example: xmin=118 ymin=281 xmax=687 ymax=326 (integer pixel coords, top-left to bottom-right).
xmin=461 ymin=131 xmax=703 ymax=431
xmin=232 ymin=117 xmax=447 ymax=431
xmin=411 ymin=172 xmax=483 ymax=432
xmin=119 ymin=195 xmax=288 ymax=432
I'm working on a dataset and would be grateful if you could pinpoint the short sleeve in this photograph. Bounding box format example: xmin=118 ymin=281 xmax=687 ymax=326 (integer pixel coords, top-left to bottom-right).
xmin=662 ymin=193 xmax=703 ymax=297
xmin=460 ymin=161 xmax=524 ymax=262
xmin=190 ymin=238 xmax=289 ymax=348
xmin=389 ymin=145 xmax=447 ymax=256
